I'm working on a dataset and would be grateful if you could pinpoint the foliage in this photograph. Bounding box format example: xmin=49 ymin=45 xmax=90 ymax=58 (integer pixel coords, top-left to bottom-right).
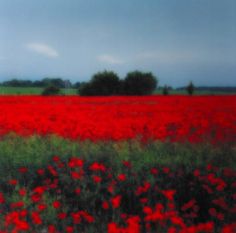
xmin=163 ymin=85 xmax=169 ymax=95
xmin=186 ymin=81 xmax=195 ymax=95
xmin=0 ymin=79 xmax=34 ymax=87
xmin=41 ymin=86 xmax=61 ymax=96
xmin=73 ymin=81 xmax=81 ymax=89
xmin=0 ymin=78 xmax=72 ymax=88
xmin=0 ymin=153 xmax=235 ymax=232
xmin=123 ymin=71 xmax=158 ymax=95
xmin=78 ymin=70 xmax=158 ymax=96
xmin=0 ymin=134 xmax=235 ymax=183
xmin=78 ymin=82 xmax=95 ymax=96
xmin=79 ymin=71 xmax=120 ymax=96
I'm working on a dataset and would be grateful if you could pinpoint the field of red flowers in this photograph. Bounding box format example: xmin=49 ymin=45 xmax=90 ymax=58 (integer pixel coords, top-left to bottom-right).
xmin=0 ymin=95 xmax=235 ymax=143
xmin=0 ymin=156 xmax=236 ymax=233
xmin=0 ymin=95 xmax=236 ymax=232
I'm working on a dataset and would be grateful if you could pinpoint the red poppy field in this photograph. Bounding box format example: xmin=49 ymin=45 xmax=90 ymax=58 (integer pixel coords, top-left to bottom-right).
xmin=0 ymin=95 xmax=236 ymax=232
xmin=0 ymin=95 xmax=235 ymax=143
xmin=0 ymin=156 xmax=236 ymax=233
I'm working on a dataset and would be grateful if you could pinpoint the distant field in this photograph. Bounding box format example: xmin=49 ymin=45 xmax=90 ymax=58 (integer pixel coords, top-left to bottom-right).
xmin=0 ymin=86 xmax=236 ymax=95
xmin=0 ymin=86 xmax=78 ymax=95
xmin=154 ymin=89 xmax=236 ymax=95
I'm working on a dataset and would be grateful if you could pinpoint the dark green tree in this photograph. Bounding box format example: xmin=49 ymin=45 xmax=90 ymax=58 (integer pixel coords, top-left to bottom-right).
xmin=73 ymin=82 xmax=81 ymax=89
xmin=123 ymin=71 xmax=157 ymax=95
xmin=79 ymin=71 xmax=120 ymax=96
xmin=186 ymin=81 xmax=195 ymax=95
xmin=163 ymin=85 xmax=169 ymax=95
xmin=2 ymin=79 xmax=33 ymax=87
xmin=41 ymin=85 xmax=61 ymax=96
xmin=42 ymin=78 xmax=65 ymax=88
xmin=33 ymin=80 xmax=44 ymax=87
xmin=78 ymin=82 xmax=96 ymax=96
xmin=91 ymin=71 xmax=120 ymax=95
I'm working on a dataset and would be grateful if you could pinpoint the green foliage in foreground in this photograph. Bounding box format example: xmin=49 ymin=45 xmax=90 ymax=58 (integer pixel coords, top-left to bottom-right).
xmin=0 ymin=134 xmax=235 ymax=183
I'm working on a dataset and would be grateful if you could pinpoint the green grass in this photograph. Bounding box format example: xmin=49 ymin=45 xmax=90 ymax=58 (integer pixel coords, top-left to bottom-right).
xmin=154 ymin=89 xmax=236 ymax=95
xmin=0 ymin=86 xmax=78 ymax=95
xmin=0 ymin=86 xmax=235 ymax=95
xmin=0 ymin=134 xmax=235 ymax=231
xmin=0 ymin=133 xmax=235 ymax=183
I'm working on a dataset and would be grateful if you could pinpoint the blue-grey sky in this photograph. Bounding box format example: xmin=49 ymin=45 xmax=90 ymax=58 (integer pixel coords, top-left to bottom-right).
xmin=0 ymin=0 xmax=235 ymax=86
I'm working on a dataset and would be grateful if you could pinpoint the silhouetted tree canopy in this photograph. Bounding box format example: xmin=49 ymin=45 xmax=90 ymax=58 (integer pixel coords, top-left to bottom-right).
xmin=123 ymin=71 xmax=158 ymax=95
xmin=186 ymin=81 xmax=195 ymax=95
xmin=79 ymin=82 xmax=96 ymax=96
xmin=163 ymin=85 xmax=169 ymax=95
xmin=78 ymin=70 xmax=158 ymax=96
xmin=41 ymin=85 xmax=61 ymax=96
xmin=1 ymin=79 xmax=33 ymax=87
xmin=0 ymin=78 xmax=72 ymax=88
xmin=73 ymin=82 xmax=81 ymax=88
xmin=79 ymin=71 xmax=120 ymax=96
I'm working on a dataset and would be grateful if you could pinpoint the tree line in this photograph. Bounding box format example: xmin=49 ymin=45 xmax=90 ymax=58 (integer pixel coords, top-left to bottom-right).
xmin=0 ymin=70 xmax=203 ymax=96
xmin=0 ymin=71 xmax=159 ymax=96
xmin=79 ymin=70 xmax=157 ymax=96
xmin=0 ymin=78 xmax=81 ymax=89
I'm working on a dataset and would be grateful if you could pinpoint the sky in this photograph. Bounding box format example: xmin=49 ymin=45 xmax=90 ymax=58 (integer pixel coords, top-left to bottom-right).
xmin=0 ymin=0 xmax=235 ymax=87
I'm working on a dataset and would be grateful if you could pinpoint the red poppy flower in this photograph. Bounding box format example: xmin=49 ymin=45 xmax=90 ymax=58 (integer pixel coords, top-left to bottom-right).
xmin=31 ymin=211 xmax=42 ymax=225
xmin=8 ymin=179 xmax=18 ymax=186
xmin=18 ymin=167 xmax=28 ymax=174
xmin=93 ymin=175 xmax=102 ymax=183
xmin=37 ymin=203 xmax=47 ymax=212
xmin=66 ymin=226 xmax=74 ymax=233
xmin=19 ymin=188 xmax=27 ymax=196
xmin=122 ymin=161 xmax=132 ymax=168
xmin=0 ymin=192 xmax=5 ymax=204
xmin=37 ymin=168 xmax=45 ymax=176
xmin=89 ymin=162 xmax=106 ymax=172
xmin=75 ymin=188 xmax=81 ymax=195
xmin=102 ymin=201 xmax=109 ymax=210
xmin=58 ymin=212 xmax=67 ymax=220
xmin=52 ymin=200 xmax=61 ymax=209
xmin=48 ymin=225 xmax=56 ymax=233
xmin=52 ymin=155 xmax=60 ymax=162
xmin=117 ymin=174 xmax=126 ymax=181
xmin=111 ymin=195 xmax=121 ymax=209
xmin=150 ymin=168 xmax=158 ymax=175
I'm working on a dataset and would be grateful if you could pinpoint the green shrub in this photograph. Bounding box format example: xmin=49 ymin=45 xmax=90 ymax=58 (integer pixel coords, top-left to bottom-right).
xmin=124 ymin=71 xmax=158 ymax=95
xmin=163 ymin=85 xmax=169 ymax=95
xmin=79 ymin=71 xmax=120 ymax=96
xmin=78 ymin=70 xmax=158 ymax=96
xmin=186 ymin=81 xmax=195 ymax=95
xmin=42 ymin=86 xmax=61 ymax=96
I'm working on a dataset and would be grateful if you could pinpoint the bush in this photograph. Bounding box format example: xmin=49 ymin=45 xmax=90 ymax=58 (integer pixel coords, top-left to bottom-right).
xmin=41 ymin=85 xmax=61 ymax=96
xmin=78 ymin=70 xmax=158 ymax=96
xmin=186 ymin=81 xmax=195 ymax=95
xmin=79 ymin=82 xmax=96 ymax=96
xmin=124 ymin=71 xmax=157 ymax=95
xmin=163 ymin=85 xmax=169 ymax=95
xmin=79 ymin=71 xmax=120 ymax=96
